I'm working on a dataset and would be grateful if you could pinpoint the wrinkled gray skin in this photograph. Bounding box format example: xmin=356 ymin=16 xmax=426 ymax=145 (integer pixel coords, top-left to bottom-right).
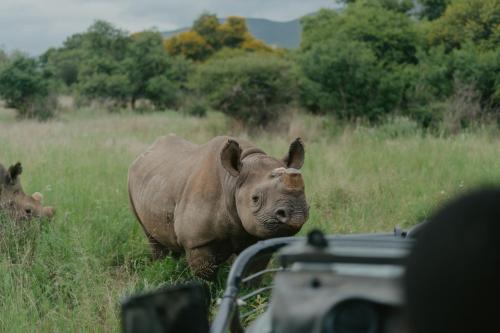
xmin=0 ymin=162 xmax=55 ymax=221
xmin=128 ymin=135 xmax=309 ymax=279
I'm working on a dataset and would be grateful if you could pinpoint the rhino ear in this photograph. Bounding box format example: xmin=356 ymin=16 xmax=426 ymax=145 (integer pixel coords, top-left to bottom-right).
xmin=283 ymin=138 xmax=305 ymax=169
xmin=6 ymin=162 xmax=22 ymax=184
xmin=221 ymin=139 xmax=242 ymax=177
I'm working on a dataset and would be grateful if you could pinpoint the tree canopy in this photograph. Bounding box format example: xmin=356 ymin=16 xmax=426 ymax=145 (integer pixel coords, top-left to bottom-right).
xmin=164 ymin=13 xmax=274 ymax=61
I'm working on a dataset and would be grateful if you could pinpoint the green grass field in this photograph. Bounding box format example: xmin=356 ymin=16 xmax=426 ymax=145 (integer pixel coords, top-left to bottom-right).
xmin=1 ymin=108 xmax=500 ymax=331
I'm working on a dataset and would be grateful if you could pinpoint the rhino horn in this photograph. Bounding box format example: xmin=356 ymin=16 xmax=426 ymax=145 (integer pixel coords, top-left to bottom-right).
xmin=282 ymin=168 xmax=304 ymax=190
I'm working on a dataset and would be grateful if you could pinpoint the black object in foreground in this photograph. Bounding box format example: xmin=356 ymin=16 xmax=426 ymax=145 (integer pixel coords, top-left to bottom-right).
xmin=121 ymin=283 xmax=209 ymax=333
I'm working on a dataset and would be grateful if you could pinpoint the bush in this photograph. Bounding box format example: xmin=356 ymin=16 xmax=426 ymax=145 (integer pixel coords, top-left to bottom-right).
xmin=183 ymin=101 xmax=207 ymax=118
xmin=28 ymin=94 xmax=58 ymax=120
xmin=298 ymin=4 xmax=420 ymax=123
xmin=0 ymin=55 xmax=54 ymax=119
xmin=145 ymin=75 xmax=178 ymax=110
xmin=427 ymin=0 xmax=499 ymax=52
xmin=404 ymin=44 xmax=499 ymax=127
xmin=298 ymin=37 xmax=408 ymax=121
xmin=193 ymin=52 xmax=297 ymax=127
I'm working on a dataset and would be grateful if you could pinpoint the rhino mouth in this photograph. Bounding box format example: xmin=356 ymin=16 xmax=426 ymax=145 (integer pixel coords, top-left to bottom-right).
xmin=262 ymin=217 xmax=282 ymax=231
xmin=261 ymin=213 xmax=307 ymax=232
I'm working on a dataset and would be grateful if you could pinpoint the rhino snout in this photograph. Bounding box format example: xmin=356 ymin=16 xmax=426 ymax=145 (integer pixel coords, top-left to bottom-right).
xmin=43 ymin=207 xmax=55 ymax=218
xmin=274 ymin=207 xmax=307 ymax=229
xmin=275 ymin=208 xmax=290 ymax=223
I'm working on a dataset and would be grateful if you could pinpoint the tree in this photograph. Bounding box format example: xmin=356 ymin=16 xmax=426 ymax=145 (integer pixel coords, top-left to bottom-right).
xmin=0 ymin=49 xmax=8 ymax=68
xmin=428 ymin=0 xmax=500 ymax=52
xmin=299 ymin=37 xmax=406 ymax=121
xmin=75 ymin=21 xmax=132 ymax=106
xmin=418 ymin=0 xmax=451 ymax=20
xmin=241 ymin=34 xmax=274 ymax=52
xmin=164 ymin=13 xmax=275 ymax=61
xmin=125 ymin=31 xmax=178 ymax=109
xmin=194 ymin=52 xmax=297 ymax=127
xmin=298 ymin=3 xmax=420 ymax=121
xmin=0 ymin=55 xmax=50 ymax=118
xmin=164 ymin=31 xmax=213 ymax=61
xmin=77 ymin=57 xmax=131 ymax=105
xmin=337 ymin=0 xmax=414 ymax=13
xmin=218 ymin=16 xmax=248 ymax=48
xmin=302 ymin=4 xmax=419 ymax=64
xmin=192 ymin=12 xmax=221 ymax=49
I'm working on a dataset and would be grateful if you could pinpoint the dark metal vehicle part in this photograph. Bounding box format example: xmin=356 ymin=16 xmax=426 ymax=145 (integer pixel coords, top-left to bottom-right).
xmin=212 ymin=228 xmax=414 ymax=333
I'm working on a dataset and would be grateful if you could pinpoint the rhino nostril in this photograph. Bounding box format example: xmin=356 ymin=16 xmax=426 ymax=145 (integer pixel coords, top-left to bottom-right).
xmin=275 ymin=208 xmax=289 ymax=222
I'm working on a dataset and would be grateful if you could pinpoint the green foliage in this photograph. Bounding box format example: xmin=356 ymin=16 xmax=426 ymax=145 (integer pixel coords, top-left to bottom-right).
xmin=77 ymin=57 xmax=131 ymax=105
xmin=145 ymin=75 xmax=178 ymax=109
xmin=0 ymin=54 xmax=53 ymax=119
xmin=299 ymin=4 xmax=419 ymax=121
xmin=303 ymin=4 xmax=419 ymax=64
xmin=418 ymin=0 xmax=451 ymax=20
xmin=0 ymin=49 xmax=8 ymax=68
xmin=44 ymin=21 xmax=183 ymax=111
xmin=183 ymin=101 xmax=208 ymax=118
xmin=405 ymin=43 xmax=499 ymax=125
xmin=73 ymin=21 xmax=131 ymax=106
xmin=218 ymin=16 xmax=248 ymax=48
xmin=194 ymin=52 xmax=297 ymax=127
xmin=451 ymin=44 xmax=500 ymax=107
xmin=125 ymin=31 xmax=178 ymax=109
xmin=337 ymin=0 xmax=414 ymax=13
xmin=427 ymin=0 xmax=500 ymax=52
xmin=41 ymin=47 xmax=80 ymax=87
xmin=299 ymin=38 xmax=378 ymax=118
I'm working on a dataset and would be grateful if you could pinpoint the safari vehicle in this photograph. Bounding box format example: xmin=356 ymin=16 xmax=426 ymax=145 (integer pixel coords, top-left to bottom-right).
xmin=121 ymin=226 xmax=420 ymax=333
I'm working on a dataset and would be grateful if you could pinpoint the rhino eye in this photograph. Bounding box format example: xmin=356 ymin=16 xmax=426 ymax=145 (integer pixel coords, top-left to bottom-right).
xmin=251 ymin=193 xmax=263 ymax=206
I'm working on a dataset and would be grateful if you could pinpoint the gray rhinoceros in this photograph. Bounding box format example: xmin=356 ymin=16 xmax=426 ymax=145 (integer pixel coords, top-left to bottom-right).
xmin=128 ymin=135 xmax=309 ymax=279
xmin=0 ymin=162 xmax=55 ymax=221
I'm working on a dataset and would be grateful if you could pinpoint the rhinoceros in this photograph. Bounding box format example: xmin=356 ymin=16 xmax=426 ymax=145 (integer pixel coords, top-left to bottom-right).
xmin=0 ymin=162 xmax=55 ymax=221
xmin=128 ymin=135 xmax=309 ymax=279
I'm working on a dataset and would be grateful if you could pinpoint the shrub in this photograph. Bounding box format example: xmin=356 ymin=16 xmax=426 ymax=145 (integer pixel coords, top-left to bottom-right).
xmin=298 ymin=37 xmax=408 ymax=121
xmin=184 ymin=101 xmax=207 ymax=118
xmin=298 ymin=4 xmax=420 ymax=122
xmin=193 ymin=52 xmax=297 ymax=127
xmin=145 ymin=75 xmax=178 ymax=110
xmin=427 ymin=0 xmax=499 ymax=52
xmin=0 ymin=55 xmax=55 ymax=120
xmin=404 ymin=44 xmax=499 ymax=127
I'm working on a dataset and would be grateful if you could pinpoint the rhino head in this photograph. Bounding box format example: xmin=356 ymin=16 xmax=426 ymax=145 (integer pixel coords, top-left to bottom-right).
xmin=0 ymin=162 xmax=55 ymax=221
xmin=221 ymin=138 xmax=309 ymax=238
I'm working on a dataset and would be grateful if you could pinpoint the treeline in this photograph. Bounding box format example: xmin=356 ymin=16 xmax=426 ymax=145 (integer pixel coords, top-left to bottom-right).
xmin=0 ymin=0 xmax=498 ymax=130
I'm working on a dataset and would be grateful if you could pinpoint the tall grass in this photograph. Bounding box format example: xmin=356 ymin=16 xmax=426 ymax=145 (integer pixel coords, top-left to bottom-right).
xmin=1 ymin=108 xmax=499 ymax=331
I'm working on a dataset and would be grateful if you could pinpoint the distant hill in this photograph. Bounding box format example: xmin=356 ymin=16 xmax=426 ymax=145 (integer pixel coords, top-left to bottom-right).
xmin=162 ymin=17 xmax=302 ymax=49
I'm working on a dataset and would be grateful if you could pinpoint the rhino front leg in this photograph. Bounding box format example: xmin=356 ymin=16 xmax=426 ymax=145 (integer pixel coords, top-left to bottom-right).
xmin=186 ymin=247 xmax=220 ymax=280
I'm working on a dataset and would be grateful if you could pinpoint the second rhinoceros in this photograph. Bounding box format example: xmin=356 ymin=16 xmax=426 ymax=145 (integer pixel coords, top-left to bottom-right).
xmin=128 ymin=135 xmax=309 ymax=279
xmin=0 ymin=162 xmax=54 ymax=221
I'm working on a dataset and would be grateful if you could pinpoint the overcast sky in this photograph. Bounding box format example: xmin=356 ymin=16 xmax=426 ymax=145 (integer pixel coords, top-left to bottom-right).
xmin=0 ymin=0 xmax=337 ymax=55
